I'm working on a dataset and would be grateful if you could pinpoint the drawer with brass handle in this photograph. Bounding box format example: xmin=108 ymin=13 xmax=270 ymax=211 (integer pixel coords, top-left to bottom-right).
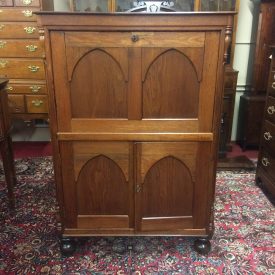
xmin=5 ymin=81 xmax=46 ymax=94
xmin=266 ymin=96 xmax=275 ymax=124
xmin=26 ymin=95 xmax=48 ymax=113
xmin=0 ymin=22 xmax=38 ymax=38
xmin=259 ymin=150 xmax=275 ymax=181
xmin=262 ymin=120 xmax=275 ymax=154
xmin=0 ymin=39 xmax=44 ymax=57
xmin=8 ymin=94 xmax=25 ymax=113
xmin=0 ymin=58 xmax=44 ymax=79
xmin=0 ymin=8 xmax=39 ymax=22
xmin=14 ymin=0 xmax=40 ymax=7
xmin=268 ymin=71 xmax=275 ymax=97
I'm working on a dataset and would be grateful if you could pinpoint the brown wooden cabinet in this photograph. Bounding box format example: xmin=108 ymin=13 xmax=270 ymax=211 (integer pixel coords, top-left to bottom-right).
xmin=37 ymin=12 xmax=234 ymax=255
xmin=237 ymin=0 xmax=275 ymax=149
xmin=256 ymin=46 xmax=275 ymax=199
xmin=0 ymin=0 xmax=53 ymax=120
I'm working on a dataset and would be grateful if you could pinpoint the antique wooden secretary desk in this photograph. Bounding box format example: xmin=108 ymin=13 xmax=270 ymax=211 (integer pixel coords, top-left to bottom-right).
xmin=36 ymin=7 xmax=234 ymax=255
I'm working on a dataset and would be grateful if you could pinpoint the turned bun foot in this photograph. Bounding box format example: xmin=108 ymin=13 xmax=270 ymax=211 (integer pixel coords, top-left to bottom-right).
xmin=194 ymin=238 xmax=211 ymax=255
xmin=60 ymin=237 xmax=76 ymax=256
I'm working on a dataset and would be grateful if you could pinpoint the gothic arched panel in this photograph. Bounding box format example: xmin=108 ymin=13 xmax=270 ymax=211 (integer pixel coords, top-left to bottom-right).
xmin=70 ymin=49 xmax=128 ymax=118
xmin=76 ymin=155 xmax=129 ymax=216
xmin=142 ymin=156 xmax=193 ymax=217
xmin=143 ymin=49 xmax=200 ymax=118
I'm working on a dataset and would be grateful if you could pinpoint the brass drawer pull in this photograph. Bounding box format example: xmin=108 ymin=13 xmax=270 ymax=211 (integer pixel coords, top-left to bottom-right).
xmin=0 ymin=24 xmax=5 ymax=31
xmin=261 ymin=157 xmax=270 ymax=167
xmin=30 ymin=85 xmax=41 ymax=93
xmin=28 ymin=65 xmax=40 ymax=72
xmin=32 ymin=100 xmax=43 ymax=107
xmin=22 ymin=0 xmax=33 ymax=5
xmin=26 ymin=45 xmax=38 ymax=52
xmin=264 ymin=131 xmax=273 ymax=141
xmin=22 ymin=10 xmax=33 ymax=17
xmin=131 ymin=34 xmax=139 ymax=42
xmin=272 ymin=82 xmax=275 ymax=89
xmin=0 ymin=41 xmax=7 ymax=48
xmin=267 ymin=106 xmax=275 ymax=115
xmin=0 ymin=60 xmax=8 ymax=68
xmin=6 ymin=86 xmax=13 ymax=92
xmin=24 ymin=26 xmax=36 ymax=34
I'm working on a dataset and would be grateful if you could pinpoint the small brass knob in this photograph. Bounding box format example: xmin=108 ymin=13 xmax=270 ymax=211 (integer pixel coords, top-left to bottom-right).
xmin=131 ymin=34 xmax=139 ymax=43
xmin=272 ymin=82 xmax=275 ymax=89
xmin=261 ymin=157 xmax=270 ymax=167
xmin=0 ymin=24 xmax=5 ymax=31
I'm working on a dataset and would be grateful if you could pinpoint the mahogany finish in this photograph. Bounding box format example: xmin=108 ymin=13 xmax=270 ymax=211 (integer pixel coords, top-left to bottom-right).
xmin=256 ymin=46 xmax=275 ymax=200
xmin=238 ymin=0 xmax=275 ymax=149
xmin=0 ymin=0 xmax=53 ymax=120
xmin=0 ymin=79 xmax=16 ymax=208
xmin=36 ymin=12 xmax=234 ymax=254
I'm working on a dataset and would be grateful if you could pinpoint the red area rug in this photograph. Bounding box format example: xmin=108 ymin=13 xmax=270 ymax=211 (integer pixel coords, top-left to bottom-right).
xmin=0 ymin=157 xmax=274 ymax=274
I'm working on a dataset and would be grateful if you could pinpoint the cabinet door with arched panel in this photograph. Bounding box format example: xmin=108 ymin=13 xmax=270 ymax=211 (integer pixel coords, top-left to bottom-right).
xmin=60 ymin=141 xmax=135 ymax=234
xmin=135 ymin=142 xmax=213 ymax=234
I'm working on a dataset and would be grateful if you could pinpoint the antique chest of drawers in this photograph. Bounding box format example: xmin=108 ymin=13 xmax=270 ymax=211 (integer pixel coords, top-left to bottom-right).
xmin=36 ymin=12 xmax=234 ymax=255
xmin=256 ymin=46 xmax=275 ymax=199
xmin=0 ymin=0 xmax=53 ymax=120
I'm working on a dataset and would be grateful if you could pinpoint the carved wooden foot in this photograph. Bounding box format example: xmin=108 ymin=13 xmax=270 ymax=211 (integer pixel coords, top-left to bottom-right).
xmin=255 ymin=177 xmax=262 ymax=187
xmin=60 ymin=237 xmax=76 ymax=256
xmin=194 ymin=238 xmax=211 ymax=255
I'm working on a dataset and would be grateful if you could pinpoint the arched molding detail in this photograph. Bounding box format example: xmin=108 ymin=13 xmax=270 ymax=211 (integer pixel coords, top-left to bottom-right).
xmin=75 ymin=154 xmax=128 ymax=183
xmin=69 ymin=48 xmax=128 ymax=82
xmin=142 ymin=155 xmax=194 ymax=184
xmin=142 ymin=48 xmax=201 ymax=83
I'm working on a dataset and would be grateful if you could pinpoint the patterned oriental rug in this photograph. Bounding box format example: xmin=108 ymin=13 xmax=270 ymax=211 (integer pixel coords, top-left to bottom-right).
xmin=0 ymin=157 xmax=274 ymax=274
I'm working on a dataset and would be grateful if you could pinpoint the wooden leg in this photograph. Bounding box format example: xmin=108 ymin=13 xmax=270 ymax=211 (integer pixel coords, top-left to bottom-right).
xmin=255 ymin=176 xmax=262 ymax=187
xmin=60 ymin=237 xmax=76 ymax=256
xmin=0 ymin=136 xmax=16 ymax=209
xmin=194 ymin=238 xmax=211 ymax=255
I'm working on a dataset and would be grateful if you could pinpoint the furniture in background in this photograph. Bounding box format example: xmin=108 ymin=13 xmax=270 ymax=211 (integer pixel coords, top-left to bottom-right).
xmin=37 ymin=11 xmax=234 ymax=255
xmin=256 ymin=46 xmax=275 ymax=199
xmin=0 ymin=0 xmax=53 ymax=121
xmin=0 ymin=79 xmax=16 ymax=208
xmin=236 ymin=93 xmax=266 ymax=150
xmin=237 ymin=0 xmax=275 ymax=150
xmin=219 ymin=66 xmax=238 ymax=158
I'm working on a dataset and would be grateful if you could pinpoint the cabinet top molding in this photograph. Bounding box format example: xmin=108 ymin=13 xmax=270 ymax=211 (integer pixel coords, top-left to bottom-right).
xmin=35 ymin=12 xmax=235 ymax=29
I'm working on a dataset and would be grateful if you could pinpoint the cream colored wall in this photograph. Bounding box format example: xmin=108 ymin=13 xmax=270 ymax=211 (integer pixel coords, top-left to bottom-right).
xmin=231 ymin=0 xmax=260 ymax=140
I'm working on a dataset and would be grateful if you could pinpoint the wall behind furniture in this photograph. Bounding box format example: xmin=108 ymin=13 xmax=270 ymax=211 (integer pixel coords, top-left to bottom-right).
xmin=231 ymin=0 xmax=261 ymax=140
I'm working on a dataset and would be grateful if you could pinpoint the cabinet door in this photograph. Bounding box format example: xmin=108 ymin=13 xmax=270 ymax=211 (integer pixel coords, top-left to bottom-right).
xmin=52 ymin=31 xmax=219 ymax=135
xmin=135 ymin=142 xmax=213 ymax=233
xmin=60 ymin=141 xmax=134 ymax=233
